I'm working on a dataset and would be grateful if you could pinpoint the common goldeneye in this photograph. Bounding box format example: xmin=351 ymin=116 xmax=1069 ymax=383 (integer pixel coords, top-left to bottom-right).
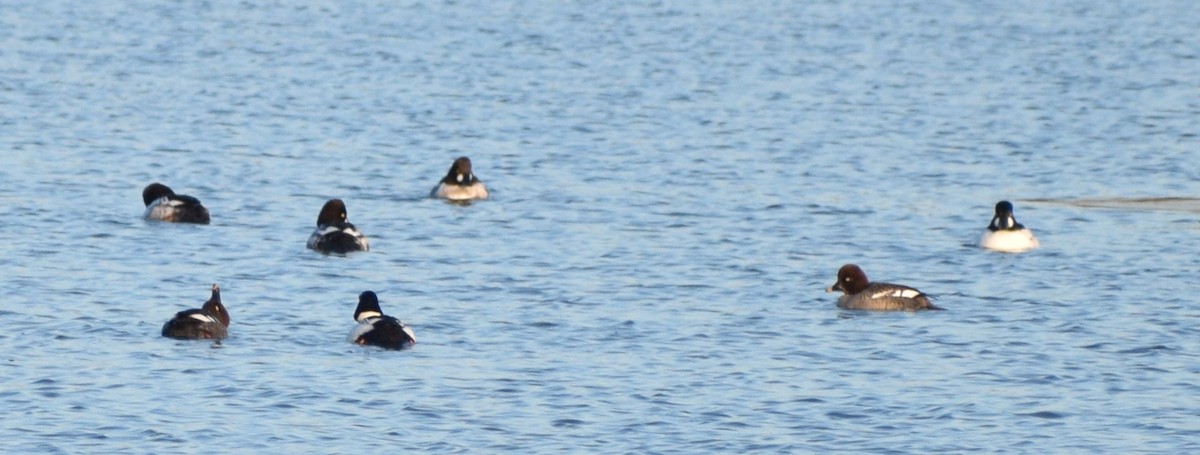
xmin=430 ymin=156 xmax=489 ymax=201
xmin=307 ymin=199 xmax=369 ymax=254
xmin=825 ymin=264 xmax=940 ymax=311
xmin=349 ymin=291 xmax=416 ymax=350
xmin=162 ymin=284 xmax=230 ymax=339
xmin=142 ymin=183 xmax=210 ymax=224
xmin=980 ymin=200 xmax=1039 ymax=253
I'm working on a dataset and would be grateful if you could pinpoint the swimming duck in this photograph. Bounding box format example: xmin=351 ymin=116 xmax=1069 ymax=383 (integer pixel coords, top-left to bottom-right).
xmin=826 ymin=264 xmax=940 ymax=311
xmin=142 ymin=183 xmax=210 ymax=224
xmin=162 ymin=284 xmax=229 ymax=339
xmin=431 ymin=156 xmax=489 ymax=201
xmin=349 ymin=291 xmax=416 ymax=350
xmin=307 ymin=199 xmax=369 ymax=254
xmin=980 ymin=200 xmax=1039 ymax=253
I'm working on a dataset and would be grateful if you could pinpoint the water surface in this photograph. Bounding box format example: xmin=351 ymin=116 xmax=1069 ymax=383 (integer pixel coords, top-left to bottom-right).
xmin=1 ymin=0 xmax=1198 ymax=453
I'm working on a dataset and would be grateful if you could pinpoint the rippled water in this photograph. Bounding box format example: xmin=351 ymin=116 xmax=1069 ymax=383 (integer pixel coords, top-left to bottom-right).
xmin=2 ymin=0 xmax=1199 ymax=453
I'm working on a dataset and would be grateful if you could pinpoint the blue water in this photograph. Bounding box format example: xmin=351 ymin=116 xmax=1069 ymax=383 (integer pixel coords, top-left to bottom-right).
xmin=2 ymin=0 xmax=1199 ymax=453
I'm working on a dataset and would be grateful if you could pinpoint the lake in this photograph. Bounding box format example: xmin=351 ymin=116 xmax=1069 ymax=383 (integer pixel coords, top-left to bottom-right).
xmin=1 ymin=0 xmax=1198 ymax=453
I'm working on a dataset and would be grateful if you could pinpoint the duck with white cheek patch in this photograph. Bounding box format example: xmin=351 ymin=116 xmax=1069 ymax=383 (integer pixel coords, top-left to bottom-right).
xmin=431 ymin=156 xmax=489 ymax=201
xmin=980 ymin=200 xmax=1039 ymax=253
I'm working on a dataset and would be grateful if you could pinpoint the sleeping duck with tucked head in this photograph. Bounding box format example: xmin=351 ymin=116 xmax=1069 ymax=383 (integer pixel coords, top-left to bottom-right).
xmin=142 ymin=183 xmax=210 ymax=224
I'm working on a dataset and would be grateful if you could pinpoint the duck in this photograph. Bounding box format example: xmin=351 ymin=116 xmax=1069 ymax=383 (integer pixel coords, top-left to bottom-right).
xmin=162 ymin=284 xmax=230 ymax=340
xmin=307 ymin=199 xmax=369 ymax=254
xmin=142 ymin=183 xmax=211 ymax=224
xmin=430 ymin=156 xmax=489 ymax=201
xmin=349 ymin=291 xmax=416 ymax=350
xmin=825 ymin=264 xmax=940 ymax=311
xmin=980 ymin=200 xmax=1039 ymax=253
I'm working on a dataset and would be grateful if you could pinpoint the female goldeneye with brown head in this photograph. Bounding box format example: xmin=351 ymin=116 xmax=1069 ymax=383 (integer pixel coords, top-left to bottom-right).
xmin=431 ymin=156 xmax=489 ymax=201
xmin=349 ymin=291 xmax=416 ymax=350
xmin=980 ymin=200 xmax=1039 ymax=253
xmin=826 ymin=264 xmax=941 ymax=311
xmin=142 ymin=182 xmax=210 ymax=224
xmin=162 ymin=284 xmax=230 ymax=340
xmin=307 ymin=199 xmax=369 ymax=254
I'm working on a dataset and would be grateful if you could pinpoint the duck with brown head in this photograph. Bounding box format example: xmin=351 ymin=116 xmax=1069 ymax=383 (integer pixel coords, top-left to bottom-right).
xmin=162 ymin=284 xmax=230 ymax=340
xmin=431 ymin=156 xmax=489 ymax=201
xmin=826 ymin=264 xmax=941 ymax=311
xmin=307 ymin=199 xmax=369 ymax=254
